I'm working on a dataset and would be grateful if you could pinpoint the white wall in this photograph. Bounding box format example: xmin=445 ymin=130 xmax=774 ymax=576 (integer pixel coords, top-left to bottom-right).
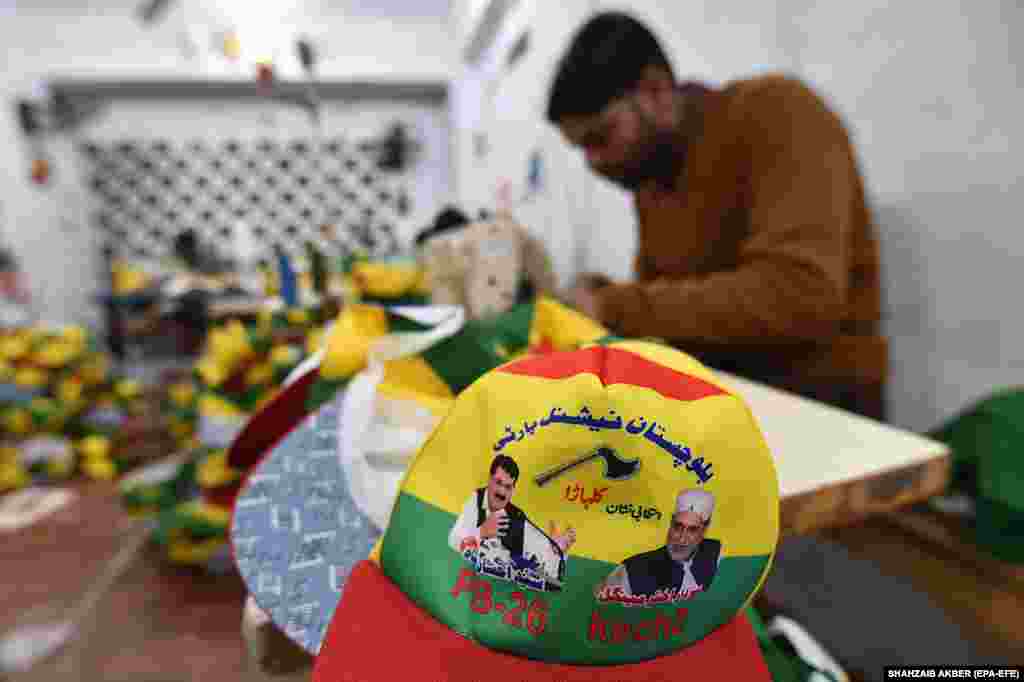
xmin=0 ymin=2 xmax=453 ymax=329
xmin=75 ymin=97 xmax=450 ymax=259
xmin=785 ymin=0 xmax=1023 ymax=432
xmin=451 ymin=0 xmax=1023 ymax=432
xmin=450 ymin=0 xmax=597 ymax=289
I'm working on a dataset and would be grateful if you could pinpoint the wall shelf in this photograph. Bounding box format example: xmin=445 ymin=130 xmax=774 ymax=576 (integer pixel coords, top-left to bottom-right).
xmin=47 ymin=79 xmax=448 ymax=106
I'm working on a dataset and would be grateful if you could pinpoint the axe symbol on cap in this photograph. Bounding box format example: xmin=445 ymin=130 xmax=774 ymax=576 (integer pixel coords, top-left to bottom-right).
xmin=534 ymin=447 xmax=641 ymax=487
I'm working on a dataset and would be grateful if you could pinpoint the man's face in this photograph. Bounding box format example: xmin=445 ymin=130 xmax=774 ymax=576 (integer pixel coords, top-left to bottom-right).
xmin=558 ymin=91 xmax=681 ymax=191
xmin=666 ymin=511 xmax=707 ymax=562
xmin=487 ymin=466 xmax=516 ymax=512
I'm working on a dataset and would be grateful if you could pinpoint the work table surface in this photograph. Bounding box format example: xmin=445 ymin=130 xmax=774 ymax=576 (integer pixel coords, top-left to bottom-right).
xmin=719 ymin=372 xmax=950 ymax=535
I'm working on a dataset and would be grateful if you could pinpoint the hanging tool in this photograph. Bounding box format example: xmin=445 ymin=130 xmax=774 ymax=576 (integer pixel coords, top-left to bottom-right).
xmin=296 ymin=37 xmax=321 ymax=130
xmin=16 ymin=100 xmax=50 ymax=186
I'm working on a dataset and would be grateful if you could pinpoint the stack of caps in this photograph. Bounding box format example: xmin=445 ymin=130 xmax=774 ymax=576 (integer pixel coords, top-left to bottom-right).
xmin=226 ymin=296 xmax=610 ymax=472
xmin=313 ymin=339 xmax=779 ymax=680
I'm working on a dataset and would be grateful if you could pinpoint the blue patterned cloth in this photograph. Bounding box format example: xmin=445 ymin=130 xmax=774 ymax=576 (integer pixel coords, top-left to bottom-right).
xmin=231 ymin=402 xmax=381 ymax=654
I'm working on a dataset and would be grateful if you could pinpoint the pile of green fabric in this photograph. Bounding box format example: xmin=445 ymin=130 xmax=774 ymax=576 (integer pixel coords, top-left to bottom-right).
xmin=929 ymin=388 xmax=1024 ymax=564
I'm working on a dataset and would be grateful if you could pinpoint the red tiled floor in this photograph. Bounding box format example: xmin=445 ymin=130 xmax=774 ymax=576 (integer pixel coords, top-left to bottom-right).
xmin=2 ymin=483 xmax=309 ymax=681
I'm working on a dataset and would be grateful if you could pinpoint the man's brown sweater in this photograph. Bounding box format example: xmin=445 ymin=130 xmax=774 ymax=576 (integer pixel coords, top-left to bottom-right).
xmin=593 ymin=74 xmax=886 ymax=415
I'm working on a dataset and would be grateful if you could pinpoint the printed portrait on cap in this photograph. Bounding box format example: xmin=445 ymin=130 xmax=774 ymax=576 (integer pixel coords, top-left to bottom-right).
xmin=595 ymin=489 xmax=720 ymax=605
xmin=448 ymin=453 xmax=577 ymax=592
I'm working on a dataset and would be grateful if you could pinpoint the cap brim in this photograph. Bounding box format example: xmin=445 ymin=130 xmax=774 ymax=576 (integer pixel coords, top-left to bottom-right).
xmin=314 ymin=560 xmax=771 ymax=682
xmin=225 ymin=365 xmax=319 ymax=470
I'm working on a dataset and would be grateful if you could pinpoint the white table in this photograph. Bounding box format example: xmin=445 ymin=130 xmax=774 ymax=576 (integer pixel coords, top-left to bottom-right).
xmin=719 ymin=373 xmax=951 ymax=535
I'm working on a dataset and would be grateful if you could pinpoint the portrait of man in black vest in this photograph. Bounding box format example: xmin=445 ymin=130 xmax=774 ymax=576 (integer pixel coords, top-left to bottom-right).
xmin=448 ymin=454 xmax=576 ymax=588
xmin=596 ymin=489 xmax=721 ymax=602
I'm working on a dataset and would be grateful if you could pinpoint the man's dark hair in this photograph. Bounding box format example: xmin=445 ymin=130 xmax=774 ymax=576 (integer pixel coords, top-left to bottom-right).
xmin=546 ymin=11 xmax=673 ymax=124
xmin=490 ymin=454 xmax=520 ymax=483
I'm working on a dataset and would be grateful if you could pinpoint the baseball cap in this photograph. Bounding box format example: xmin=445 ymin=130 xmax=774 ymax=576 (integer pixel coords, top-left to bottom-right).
xmin=313 ymin=339 xmax=779 ymax=680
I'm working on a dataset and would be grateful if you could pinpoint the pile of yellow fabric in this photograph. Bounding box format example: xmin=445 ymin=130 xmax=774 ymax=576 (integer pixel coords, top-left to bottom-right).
xmin=110 ymin=260 xmax=151 ymax=296
xmin=0 ymin=324 xmax=141 ymax=489
xmin=165 ymin=316 xmax=310 ymax=451
xmin=147 ymin=309 xmax=319 ymax=566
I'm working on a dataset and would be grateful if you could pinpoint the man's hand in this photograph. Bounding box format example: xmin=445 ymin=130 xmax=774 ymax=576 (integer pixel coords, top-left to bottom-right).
xmin=567 ymin=272 xmax=611 ymax=321
xmin=569 ymin=285 xmax=601 ymax=320
xmin=480 ymin=509 xmax=509 ymax=540
xmin=549 ymin=522 xmax=576 ymax=553
xmin=574 ymin=272 xmax=613 ymax=290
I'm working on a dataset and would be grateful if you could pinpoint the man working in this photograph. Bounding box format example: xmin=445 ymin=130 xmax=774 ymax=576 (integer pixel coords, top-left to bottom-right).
xmin=547 ymin=11 xmax=886 ymax=420
xmin=541 ymin=15 xmax=978 ymax=677
xmin=597 ymin=489 xmax=720 ymax=602
xmin=448 ymin=454 xmax=576 ymax=586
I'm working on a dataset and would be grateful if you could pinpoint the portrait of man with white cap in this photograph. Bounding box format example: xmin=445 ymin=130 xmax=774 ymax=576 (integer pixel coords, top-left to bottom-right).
xmin=596 ymin=489 xmax=721 ymax=601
